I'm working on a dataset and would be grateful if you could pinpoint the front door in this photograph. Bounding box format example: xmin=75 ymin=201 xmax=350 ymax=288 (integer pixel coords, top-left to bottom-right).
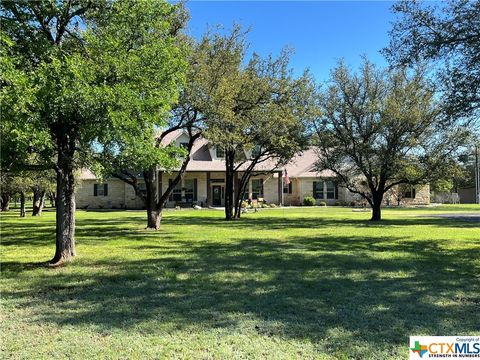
xmin=212 ymin=185 xmax=222 ymax=206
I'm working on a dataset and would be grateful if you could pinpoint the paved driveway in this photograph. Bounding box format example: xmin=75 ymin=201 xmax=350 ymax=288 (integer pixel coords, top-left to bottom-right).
xmin=424 ymin=213 xmax=480 ymax=222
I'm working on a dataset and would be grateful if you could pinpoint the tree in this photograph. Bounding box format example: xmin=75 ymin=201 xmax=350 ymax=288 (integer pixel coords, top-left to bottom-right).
xmin=105 ymin=125 xmax=201 ymax=230
xmin=1 ymin=0 xmax=187 ymax=264
xmin=31 ymin=170 xmax=56 ymax=216
xmin=313 ymin=60 xmax=468 ymax=221
xmin=385 ymin=0 xmax=480 ymax=124
xmin=228 ymin=61 xmax=314 ymax=219
xmin=0 ymin=172 xmax=33 ymax=217
xmin=102 ymin=27 xmax=206 ymax=230
xmin=193 ymin=27 xmax=313 ymax=220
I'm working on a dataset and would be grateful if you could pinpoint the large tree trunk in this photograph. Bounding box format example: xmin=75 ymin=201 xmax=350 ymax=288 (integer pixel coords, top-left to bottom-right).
xmin=32 ymin=188 xmax=46 ymax=216
xmin=224 ymin=151 xmax=235 ymax=221
xmin=0 ymin=193 xmax=10 ymax=211
xmin=144 ymin=168 xmax=161 ymax=230
xmin=50 ymin=144 xmax=76 ymax=266
xmin=147 ymin=208 xmax=161 ymax=229
xmin=370 ymin=192 xmax=384 ymax=221
xmin=19 ymin=191 xmax=26 ymax=217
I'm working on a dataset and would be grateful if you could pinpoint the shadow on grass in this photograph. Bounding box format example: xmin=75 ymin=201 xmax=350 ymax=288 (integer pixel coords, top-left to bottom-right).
xmin=2 ymin=211 xmax=479 ymax=356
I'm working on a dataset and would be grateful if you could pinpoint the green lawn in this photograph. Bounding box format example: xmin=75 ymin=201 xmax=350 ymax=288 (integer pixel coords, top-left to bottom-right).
xmin=1 ymin=206 xmax=479 ymax=359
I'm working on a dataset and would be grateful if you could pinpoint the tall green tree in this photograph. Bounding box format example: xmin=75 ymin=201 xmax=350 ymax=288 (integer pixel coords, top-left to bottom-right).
xmin=1 ymin=0 xmax=187 ymax=264
xmin=193 ymin=27 xmax=313 ymax=220
xmin=313 ymin=60 xmax=468 ymax=221
xmin=385 ymin=0 xmax=480 ymax=123
xmin=102 ymin=32 xmax=205 ymax=230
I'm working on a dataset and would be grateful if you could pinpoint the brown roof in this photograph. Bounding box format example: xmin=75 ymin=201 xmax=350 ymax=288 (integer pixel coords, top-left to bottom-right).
xmin=284 ymin=148 xmax=335 ymax=178
xmin=159 ymin=130 xmax=282 ymax=172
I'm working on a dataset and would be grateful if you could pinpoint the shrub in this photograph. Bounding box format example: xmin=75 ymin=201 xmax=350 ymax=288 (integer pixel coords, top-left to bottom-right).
xmin=319 ymin=201 xmax=327 ymax=206
xmin=303 ymin=196 xmax=315 ymax=206
xmin=241 ymin=200 xmax=248 ymax=208
xmin=270 ymin=203 xmax=277 ymax=208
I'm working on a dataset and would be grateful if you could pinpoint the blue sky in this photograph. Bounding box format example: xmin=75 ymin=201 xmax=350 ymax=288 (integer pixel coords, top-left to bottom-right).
xmin=185 ymin=1 xmax=397 ymax=83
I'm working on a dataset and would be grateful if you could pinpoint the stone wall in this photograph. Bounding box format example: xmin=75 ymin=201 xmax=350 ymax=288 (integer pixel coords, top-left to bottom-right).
xmin=76 ymin=179 xmax=127 ymax=209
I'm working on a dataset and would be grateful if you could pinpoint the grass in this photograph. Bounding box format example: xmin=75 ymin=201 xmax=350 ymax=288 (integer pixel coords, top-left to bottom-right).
xmin=1 ymin=205 xmax=479 ymax=359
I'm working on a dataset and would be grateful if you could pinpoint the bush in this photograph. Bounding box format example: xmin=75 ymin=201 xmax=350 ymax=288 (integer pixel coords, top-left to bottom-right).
xmin=319 ymin=201 xmax=327 ymax=206
xmin=303 ymin=196 xmax=315 ymax=206
xmin=270 ymin=203 xmax=277 ymax=208
xmin=241 ymin=200 xmax=248 ymax=208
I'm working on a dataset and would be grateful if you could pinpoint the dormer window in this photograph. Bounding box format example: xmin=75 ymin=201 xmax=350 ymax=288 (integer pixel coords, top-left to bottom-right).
xmin=216 ymin=146 xmax=225 ymax=158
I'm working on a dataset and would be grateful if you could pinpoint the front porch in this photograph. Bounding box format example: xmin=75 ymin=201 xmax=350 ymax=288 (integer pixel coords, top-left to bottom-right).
xmin=159 ymin=170 xmax=285 ymax=208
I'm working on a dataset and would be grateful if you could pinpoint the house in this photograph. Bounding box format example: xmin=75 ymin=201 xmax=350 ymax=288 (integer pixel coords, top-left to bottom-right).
xmin=76 ymin=130 xmax=430 ymax=209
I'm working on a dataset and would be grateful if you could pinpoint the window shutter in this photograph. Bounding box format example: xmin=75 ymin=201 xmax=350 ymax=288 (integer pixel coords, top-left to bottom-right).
xmin=104 ymin=184 xmax=108 ymax=196
xmin=168 ymin=179 xmax=173 ymax=201
xmin=412 ymin=187 xmax=416 ymax=199
xmin=260 ymin=179 xmax=264 ymax=196
xmin=335 ymin=183 xmax=339 ymax=199
xmin=193 ymin=178 xmax=197 ymax=201
xmin=94 ymin=184 xmax=98 ymax=196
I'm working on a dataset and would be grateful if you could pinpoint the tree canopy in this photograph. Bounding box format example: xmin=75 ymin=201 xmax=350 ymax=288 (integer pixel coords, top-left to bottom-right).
xmin=385 ymin=0 xmax=480 ymax=124
xmin=313 ymin=59 xmax=468 ymax=220
xmin=1 ymin=0 xmax=188 ymax=264
xmin=191 ymin=27 xmax=314 ymax=219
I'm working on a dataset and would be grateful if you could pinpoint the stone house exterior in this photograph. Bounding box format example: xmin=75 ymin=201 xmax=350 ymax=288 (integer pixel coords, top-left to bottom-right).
xmin=76 ymin=130 xmax=430 ymax=209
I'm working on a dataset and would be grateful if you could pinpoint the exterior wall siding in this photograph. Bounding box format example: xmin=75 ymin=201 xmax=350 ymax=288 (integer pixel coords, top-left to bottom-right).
xmin=283 ymin=178 xmax=301 ymax=206
xmin=162 ymin=172 xmax=208 ymax=208
xmin=76 ymin=179 xmax=127 ymax=209
xmin=77 ymin=174 xmax=431 ymax=209
xmin=248 ymin=174 xmax=280 ymax=204
xmin=403 ymin=185 xmax=430 ymax=205
xmin=294 ymin=177 xmax=345 ymax=205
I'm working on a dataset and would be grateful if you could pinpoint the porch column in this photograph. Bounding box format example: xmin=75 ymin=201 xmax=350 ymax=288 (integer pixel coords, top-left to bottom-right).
xmin=278 ymin=170 xmax=283 ymax=206
xmin=206 ymin=171 xmax=211 ymax=207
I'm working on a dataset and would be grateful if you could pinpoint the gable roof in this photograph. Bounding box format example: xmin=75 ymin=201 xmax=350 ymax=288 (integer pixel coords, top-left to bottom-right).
xmin=284 ymin=148 xmax=335 ymax=178
xmin=81 ymin=129 xmax=336 ymax=179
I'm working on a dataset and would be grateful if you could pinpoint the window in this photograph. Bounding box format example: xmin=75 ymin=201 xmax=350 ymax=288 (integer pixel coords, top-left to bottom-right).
xmin=94 ymin=183 xmax=108 ymax=197
xmin=404 ymin=187 xmax=416 ymax=199
xmin=283 ymin=182 xmax=292 ymax=194
xmin=184 ymin=179 xmax=197 ymax=202
xmin=313 ymin=181 xmax=323 ymax=199
xmin=326 ymin=181 xmax=336 ymax=199
xmin=251 ymin=179 xmax=263 ymax=199
xmin=169 ymin=179 xmax=182 ymax=201
xmin=180 ymin=142 xmax=189 ymax=149
xmin=216 ymin=146 xmax=225 ymax=158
